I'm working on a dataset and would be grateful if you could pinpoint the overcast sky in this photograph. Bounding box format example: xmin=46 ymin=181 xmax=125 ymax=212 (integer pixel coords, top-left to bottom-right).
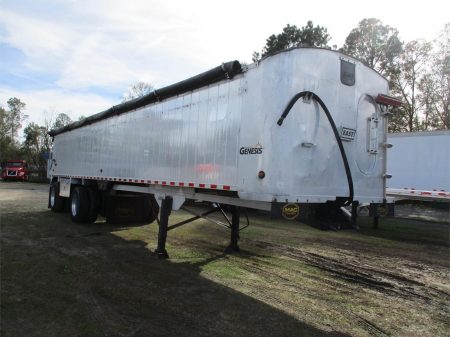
xmin=0 ymin=0 xmax=448 ymax=126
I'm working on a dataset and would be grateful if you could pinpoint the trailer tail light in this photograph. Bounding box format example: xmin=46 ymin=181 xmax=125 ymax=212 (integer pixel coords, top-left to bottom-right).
xmin=375 ymin=94 xmax=402 ymax=107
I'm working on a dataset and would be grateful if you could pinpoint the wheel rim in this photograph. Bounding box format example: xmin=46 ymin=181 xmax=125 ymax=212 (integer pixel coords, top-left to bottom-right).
xmin=71 ymin=193 xmax=78 ymax=216
xmin=50 ymin=187 xmax=56 ymax=207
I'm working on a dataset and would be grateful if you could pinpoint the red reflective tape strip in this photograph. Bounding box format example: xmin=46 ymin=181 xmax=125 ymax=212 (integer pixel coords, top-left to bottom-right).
xmin=421 ymin=192 xmax=432 ymax=195
xmin=64 ymin=176 xmax=235 ymax=192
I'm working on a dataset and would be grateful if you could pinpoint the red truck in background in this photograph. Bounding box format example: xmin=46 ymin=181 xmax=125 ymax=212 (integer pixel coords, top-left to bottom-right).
xmin=1 ymin=160 xmax=29 ymax=181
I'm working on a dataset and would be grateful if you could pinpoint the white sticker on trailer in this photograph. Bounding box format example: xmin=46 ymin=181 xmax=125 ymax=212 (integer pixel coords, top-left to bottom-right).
xmin=59 ymin=178 xmax=71 ymax=198
xmin=340 ymin=127 xmax=356 ymax=141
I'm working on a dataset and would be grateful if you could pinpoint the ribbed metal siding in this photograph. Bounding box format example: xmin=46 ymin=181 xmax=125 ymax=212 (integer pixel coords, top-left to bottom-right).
xmin=52 ymin=79 xmax=242 ymax=188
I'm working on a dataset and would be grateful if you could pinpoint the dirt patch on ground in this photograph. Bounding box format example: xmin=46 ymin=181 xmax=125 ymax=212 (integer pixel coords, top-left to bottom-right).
xmin=1 ymin=182 xmax=449 ymax=337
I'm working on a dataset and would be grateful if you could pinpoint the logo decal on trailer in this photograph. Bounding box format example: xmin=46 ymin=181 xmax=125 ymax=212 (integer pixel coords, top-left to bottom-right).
xmin=340 ymin=127 xmax=356 ymax=141
xmin=239 ymin=142 xmax=263 ymax=155
xmin=282 ymin=203 xmax=300 ymax=220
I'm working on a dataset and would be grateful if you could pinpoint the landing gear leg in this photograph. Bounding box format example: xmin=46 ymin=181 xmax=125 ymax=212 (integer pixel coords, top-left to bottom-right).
xmin=155 ymin=196 xmax=172 ymax=259
xmin=225 ymin=206 xmax=240 ymax=253
xmin=351 ymin=201 xmax=359 ymax=229
xmin=373 ymin=216 xmax=379 ymax=229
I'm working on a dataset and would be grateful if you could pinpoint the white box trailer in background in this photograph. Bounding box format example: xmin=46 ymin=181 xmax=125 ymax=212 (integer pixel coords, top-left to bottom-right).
xmin=48 ymin=48 xmax=400 ymax=257
xmin=387 ymin=131 xmax=450 ymax=201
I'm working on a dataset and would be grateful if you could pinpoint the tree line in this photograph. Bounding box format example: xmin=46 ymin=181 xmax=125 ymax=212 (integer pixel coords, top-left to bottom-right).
xmin=0 ymin=99 xmax=74 ymax=177
xmin=253 ymin=18 xmax=449 ymax=132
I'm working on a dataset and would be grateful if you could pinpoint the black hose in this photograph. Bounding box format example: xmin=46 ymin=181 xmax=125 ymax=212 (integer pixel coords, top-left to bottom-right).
xmin=277 ymin=91 xmax=354 ymax=206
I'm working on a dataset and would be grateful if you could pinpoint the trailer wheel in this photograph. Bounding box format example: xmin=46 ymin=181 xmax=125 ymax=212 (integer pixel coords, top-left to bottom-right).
xmin=105 ymin=194 xmax=159 ymax=225
xmin=70 ymin=186 xmax=90 ymax=223
xmin=49 ymin=182 xmax=65 ymax=213
xmin=87 ymin=187 xmax=100 ymax=223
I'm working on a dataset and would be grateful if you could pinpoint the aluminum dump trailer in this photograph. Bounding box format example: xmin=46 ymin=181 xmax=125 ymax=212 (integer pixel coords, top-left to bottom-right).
xmin=48 ymin=48 xmax=398 ymax=256
xmin=387 ymin=131 xmax=450 ymax=201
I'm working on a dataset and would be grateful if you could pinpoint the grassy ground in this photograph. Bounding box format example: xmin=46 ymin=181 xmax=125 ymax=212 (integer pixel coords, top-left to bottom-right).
xmin=1 ymin=182 xmax=449 ymax=337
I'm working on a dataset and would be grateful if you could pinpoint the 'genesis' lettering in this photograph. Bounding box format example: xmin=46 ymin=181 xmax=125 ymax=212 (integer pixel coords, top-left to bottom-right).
xmin=239 ymin=143 xmax=263 ymax=155
xmin=240 ymin=147 xmax=263 ymax=155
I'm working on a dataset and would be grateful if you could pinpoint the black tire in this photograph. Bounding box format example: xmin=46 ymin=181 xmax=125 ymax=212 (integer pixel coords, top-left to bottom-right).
xmin=49 ymin=182 xmax=65 ymax=213
xmin=70 ymin=186 xmax=90 ymax=223
xmin=87 ymin=187 xmax=100 ymax=223
xmin=105 ymin=194 xmax=134 ymax=225
xmin=105 ymin=194 xmax=159 ymax=225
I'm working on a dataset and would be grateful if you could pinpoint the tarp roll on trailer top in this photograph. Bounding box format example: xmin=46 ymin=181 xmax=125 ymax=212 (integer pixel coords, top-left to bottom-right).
xmin=49 ymin=60 xmax=243 ymax=137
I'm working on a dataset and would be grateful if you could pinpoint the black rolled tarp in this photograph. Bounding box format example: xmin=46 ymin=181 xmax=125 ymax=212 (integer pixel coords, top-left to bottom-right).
xmin=49 ymin=60 xmax=242 ymax=137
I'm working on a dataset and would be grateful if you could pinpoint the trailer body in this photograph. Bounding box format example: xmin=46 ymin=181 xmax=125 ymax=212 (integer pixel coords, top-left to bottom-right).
xmin=49 ymin=48 xmax=391 ymax=209
xmin=387 ymin=131 xmax=450 ymax=201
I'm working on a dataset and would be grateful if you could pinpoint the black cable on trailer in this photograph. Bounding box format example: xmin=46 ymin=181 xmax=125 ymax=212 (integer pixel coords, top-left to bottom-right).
xmin=277 ymin=91 xmax=354 ymax=206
